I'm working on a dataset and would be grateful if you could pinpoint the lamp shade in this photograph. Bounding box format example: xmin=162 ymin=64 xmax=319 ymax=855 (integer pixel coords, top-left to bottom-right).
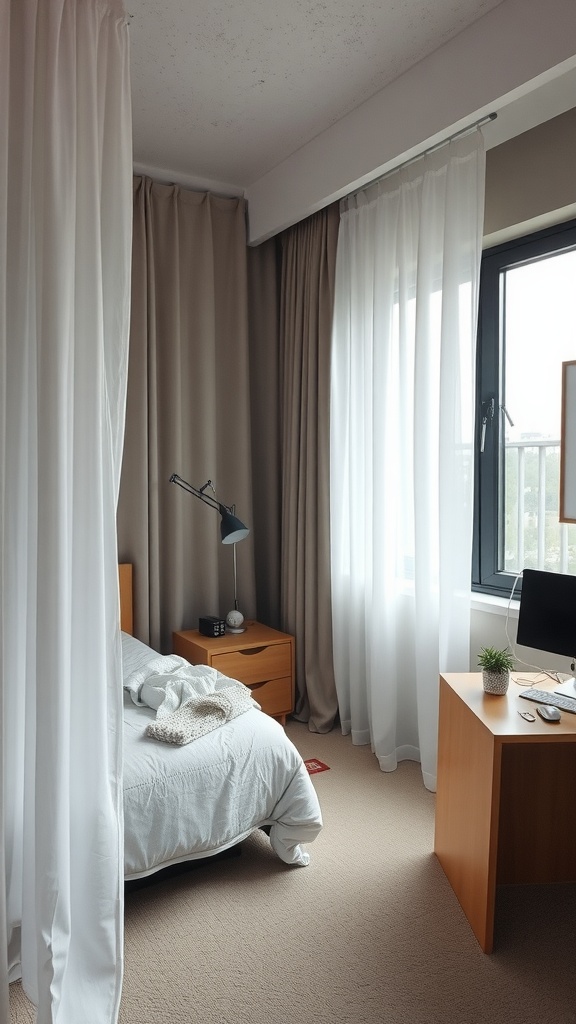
xmin=219 ymin=507 xmax=250 ymax=544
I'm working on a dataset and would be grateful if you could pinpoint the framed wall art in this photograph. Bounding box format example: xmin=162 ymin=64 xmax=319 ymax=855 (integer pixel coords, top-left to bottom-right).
xmin=560 ymin=359 xmax=576 ymax=523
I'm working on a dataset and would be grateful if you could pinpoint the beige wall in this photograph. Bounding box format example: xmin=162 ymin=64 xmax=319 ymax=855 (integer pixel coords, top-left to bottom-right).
xmin=484 ymin=106 xmax=576 ymax=244
xmin=245 ymin=0 xmax=576 ymax=243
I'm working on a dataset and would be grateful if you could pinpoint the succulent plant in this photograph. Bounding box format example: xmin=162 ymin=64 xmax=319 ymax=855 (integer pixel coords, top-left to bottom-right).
xmin=477 ymin=646 xmax=515 ymax=673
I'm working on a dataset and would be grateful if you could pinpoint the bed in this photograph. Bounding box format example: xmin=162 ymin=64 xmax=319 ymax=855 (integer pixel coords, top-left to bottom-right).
xmin=119 ymin=566 xmax=323 ymax=879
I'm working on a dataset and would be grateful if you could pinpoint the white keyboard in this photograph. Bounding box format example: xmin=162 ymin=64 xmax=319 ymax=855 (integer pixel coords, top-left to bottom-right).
xmin=519 ymin=688 xmax=576 ymax=715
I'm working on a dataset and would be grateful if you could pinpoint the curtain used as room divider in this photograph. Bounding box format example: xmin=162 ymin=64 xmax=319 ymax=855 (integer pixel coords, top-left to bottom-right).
xmin=330 ymin=133 xmax=486 ymax=790
xmin=1 ymin=2 xmax=132 ymax=1020
xmin=117 ymin=179 xmax=256 ymax=653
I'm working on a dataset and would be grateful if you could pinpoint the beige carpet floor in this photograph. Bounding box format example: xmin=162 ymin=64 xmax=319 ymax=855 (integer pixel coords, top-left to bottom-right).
xmin=9 ymin=719 xmax=576 ymax=1023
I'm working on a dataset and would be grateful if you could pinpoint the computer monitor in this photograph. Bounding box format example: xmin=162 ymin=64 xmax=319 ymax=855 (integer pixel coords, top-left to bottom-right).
xmin=516 ymin=568 xmax=576 ymax=697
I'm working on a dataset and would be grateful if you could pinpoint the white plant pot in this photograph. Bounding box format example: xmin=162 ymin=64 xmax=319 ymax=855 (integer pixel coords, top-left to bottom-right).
xmin=482 ymin=669 xmax=510 ymax=695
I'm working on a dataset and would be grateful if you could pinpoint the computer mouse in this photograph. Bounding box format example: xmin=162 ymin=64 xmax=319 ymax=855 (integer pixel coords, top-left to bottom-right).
xmin=536 ymin=705 xmax=561 ymax=722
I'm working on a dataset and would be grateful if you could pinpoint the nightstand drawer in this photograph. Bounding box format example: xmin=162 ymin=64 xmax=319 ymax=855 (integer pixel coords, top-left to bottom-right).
xmin=247 ymin=676 xmax=292 ymax=717
xmin=211 ymin=642 xmax=291 ymax=686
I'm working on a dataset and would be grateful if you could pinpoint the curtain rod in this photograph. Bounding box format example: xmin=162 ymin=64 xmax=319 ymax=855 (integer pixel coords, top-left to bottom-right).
xmin=347 ymin=112 xmax=497 ymax=200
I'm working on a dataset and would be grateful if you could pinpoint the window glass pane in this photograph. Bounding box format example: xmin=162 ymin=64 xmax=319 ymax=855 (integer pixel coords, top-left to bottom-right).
xmin=503 ymin=249 xmax=576 ymax=575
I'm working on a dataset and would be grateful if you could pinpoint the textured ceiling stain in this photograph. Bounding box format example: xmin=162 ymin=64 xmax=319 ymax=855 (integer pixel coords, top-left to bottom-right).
xmin=129 ymin=0 xmax=506 ymax=188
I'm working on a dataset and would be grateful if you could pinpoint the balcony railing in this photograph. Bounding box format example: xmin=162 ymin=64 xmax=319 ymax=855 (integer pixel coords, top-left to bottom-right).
xmin=504 ymin=438 xmax=576 ymax=574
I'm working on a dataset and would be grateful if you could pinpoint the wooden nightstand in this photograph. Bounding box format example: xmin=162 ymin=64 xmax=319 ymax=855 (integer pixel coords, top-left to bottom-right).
xmin=172 ymin=622 xmax=295 ymax=726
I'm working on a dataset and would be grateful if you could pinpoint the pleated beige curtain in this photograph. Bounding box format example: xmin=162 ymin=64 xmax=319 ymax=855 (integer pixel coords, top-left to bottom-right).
xmin=117 ymin=176 xmax=256 ymax=652
xmin=119 ymin=178 xmax=339 ymax=732
xmin=278 ymin=204 xmax=340 ymax=733
xmin=247 ymin=237 xmax=282 ymax=630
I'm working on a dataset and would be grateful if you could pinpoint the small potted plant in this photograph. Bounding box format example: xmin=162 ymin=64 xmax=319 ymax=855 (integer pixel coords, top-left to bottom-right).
xmin=477 ymin=646 xmax=515 ymax=694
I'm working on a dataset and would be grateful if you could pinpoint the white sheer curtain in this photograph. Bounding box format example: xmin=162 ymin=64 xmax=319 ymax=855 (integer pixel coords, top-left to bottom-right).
xmin=330 ymin=133 xmax=485 ymax=792
xmin=1 ymin=2 xmax=132 ymax=1021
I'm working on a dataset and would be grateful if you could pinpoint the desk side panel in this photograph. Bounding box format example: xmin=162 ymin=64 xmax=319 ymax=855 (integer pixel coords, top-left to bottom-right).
xmin=434 ymin=676 xmax=500 ymax=952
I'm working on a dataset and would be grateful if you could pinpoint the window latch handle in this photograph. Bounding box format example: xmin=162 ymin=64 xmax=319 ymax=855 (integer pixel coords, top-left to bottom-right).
xmin=480 ymin=398 xmax=495 ymax=453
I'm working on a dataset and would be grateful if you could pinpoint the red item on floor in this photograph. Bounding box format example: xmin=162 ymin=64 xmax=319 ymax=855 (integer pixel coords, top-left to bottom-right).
xmin=303 ymin=758 xmax=330 ymax=774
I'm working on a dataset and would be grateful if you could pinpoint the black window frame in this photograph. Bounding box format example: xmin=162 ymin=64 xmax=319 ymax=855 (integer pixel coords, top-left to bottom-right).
xmin=472 ymin=217 xmax=576 ymax=599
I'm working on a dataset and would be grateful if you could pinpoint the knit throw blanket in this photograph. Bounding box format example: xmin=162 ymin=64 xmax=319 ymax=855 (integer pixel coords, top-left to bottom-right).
xmin=146 ymin=683 xmax=255 ymax=746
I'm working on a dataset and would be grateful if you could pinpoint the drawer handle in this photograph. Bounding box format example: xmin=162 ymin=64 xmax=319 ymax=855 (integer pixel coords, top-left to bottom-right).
xmin=248 ymin=680 xmax=267 ymax=691
xmin=239 ymin=646 xmax=267 ymax=656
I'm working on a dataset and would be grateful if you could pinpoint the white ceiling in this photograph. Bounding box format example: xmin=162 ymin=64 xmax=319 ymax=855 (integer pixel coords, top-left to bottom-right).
xmin=128 ymin=0 xmax=509 ymax=193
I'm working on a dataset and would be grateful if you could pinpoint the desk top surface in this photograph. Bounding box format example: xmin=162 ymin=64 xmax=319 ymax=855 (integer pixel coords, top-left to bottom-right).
xmin=441 ymin=672 xmax=576 ymax=740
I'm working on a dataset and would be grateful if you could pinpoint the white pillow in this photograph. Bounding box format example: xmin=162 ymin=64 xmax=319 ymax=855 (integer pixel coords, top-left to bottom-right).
xmin=121 ymin=632 xmax=198 ymax=705
xmin=121 ymin=631 xmax=159 ymax=679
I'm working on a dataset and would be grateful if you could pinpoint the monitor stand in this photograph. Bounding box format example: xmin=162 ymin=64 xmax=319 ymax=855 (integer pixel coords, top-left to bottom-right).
xmin=554 ymin=676 xmax=576 ymax=698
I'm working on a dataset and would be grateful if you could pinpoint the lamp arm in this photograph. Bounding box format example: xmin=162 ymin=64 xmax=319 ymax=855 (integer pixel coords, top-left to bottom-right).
xmin=169 ymin=473 xmax=230 ymax=514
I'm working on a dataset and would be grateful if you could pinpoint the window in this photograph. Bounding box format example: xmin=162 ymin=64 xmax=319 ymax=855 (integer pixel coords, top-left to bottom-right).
xmin=473 ymin=219 xmax=576 ymax=598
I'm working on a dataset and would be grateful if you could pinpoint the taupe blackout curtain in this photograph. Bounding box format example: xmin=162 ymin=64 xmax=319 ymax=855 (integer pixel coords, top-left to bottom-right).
xmin=117 ymin=177 xmax=256 ymax=652
xmin=247 ymin=237 xmax=282 ymax=630
xmin=118 ymin=179 xmax=339 ymax=732
xmin=278 ymin=204 xmax=340 ymax=733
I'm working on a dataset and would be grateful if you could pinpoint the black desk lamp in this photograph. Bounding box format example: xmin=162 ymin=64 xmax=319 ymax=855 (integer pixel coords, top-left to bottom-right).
xmin=170 ymin=473 xmax=249 ymax=632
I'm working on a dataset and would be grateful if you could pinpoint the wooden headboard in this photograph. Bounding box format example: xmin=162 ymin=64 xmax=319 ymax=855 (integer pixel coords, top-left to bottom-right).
xmin=119 ymin=563 xmax=133 ymax=635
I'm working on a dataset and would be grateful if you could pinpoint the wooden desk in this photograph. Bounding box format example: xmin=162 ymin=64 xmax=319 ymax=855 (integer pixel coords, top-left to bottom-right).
xmin=434 ymin=672 xmax=576 ymax=952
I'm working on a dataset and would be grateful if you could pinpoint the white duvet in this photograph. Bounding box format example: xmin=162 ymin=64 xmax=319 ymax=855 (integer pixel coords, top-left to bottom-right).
xmin=122 ymin=632 xmax=323 ymax=878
